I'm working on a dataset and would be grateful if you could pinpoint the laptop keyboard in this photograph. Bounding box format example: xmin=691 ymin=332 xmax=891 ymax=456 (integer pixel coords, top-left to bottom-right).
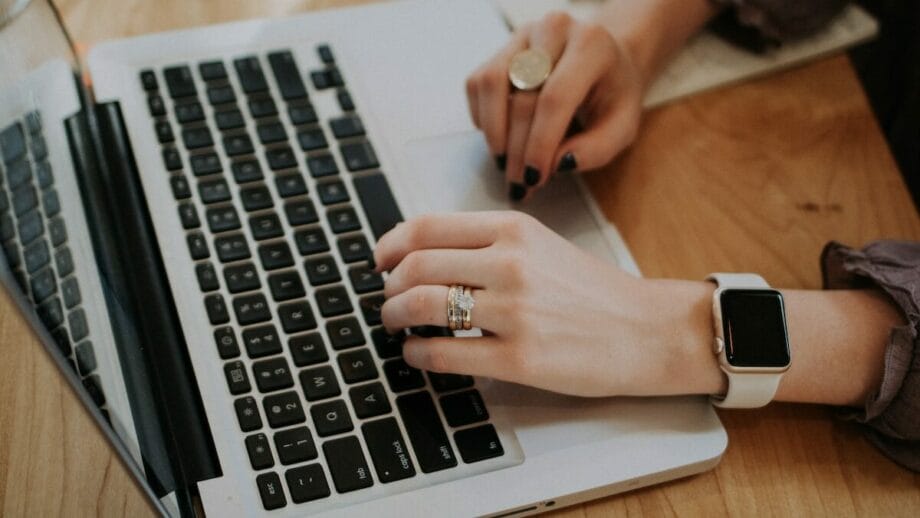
xmin=141 ymin=45 xmax=504 ymax=510
xmin=0 ymin=113 xmax=107 ymax=415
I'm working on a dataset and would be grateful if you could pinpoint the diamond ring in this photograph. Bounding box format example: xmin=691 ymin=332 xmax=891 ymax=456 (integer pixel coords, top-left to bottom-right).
xmin=447 ymin=285 xmax=475 ymax=331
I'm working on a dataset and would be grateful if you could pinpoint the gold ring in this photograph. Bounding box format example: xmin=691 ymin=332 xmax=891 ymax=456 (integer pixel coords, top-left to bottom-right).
xmin=508 ymin=49 xmax=552 ymax=91
xmin=461 ymin=287 xmax=473 ymax=331
xmin=447 ymin=285 xmax=475 ymax=331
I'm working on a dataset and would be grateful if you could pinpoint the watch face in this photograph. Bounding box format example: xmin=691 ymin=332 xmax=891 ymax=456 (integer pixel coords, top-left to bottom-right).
xmin=720 ymin=289 xmax=790 ymax=368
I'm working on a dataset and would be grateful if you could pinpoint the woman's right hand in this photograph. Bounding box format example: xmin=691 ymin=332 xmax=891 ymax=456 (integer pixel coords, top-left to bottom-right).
xmin=465 ymin=11 xmax=644 ymax=200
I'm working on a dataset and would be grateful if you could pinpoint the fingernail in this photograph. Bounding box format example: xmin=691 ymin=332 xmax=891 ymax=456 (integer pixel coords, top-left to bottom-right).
xmin=494 ymin=154 xmax=507 ymax=171
xmin=509 ymin=183 xmax=526 ymax=201
xmin=557 ymin=152 xmax=578 ymax=173
xmin=524 ymin=166 xmax=541 ymax=187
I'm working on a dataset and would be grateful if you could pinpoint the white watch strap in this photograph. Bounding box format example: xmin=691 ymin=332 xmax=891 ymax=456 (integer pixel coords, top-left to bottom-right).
xmin=706 ymin=273 xmax=769 ymax=289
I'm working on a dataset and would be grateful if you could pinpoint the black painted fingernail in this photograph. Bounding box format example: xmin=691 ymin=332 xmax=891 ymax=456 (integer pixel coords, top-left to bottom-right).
xmin=557 ymin=152 xmax=578 ymax=173
xmin=509 ymin=183 xmax=526 ymax=201
xmin=524 ymin=166 xmax=541 ymax=186
xmin=495 ymin=154 xmax=507 ymax=171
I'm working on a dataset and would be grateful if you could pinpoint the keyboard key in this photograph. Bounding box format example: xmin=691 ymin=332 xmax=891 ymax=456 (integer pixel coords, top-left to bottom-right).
xmin=384 ymin=359 xmax=425 ymax=393
xmin=61 ymin=277 xmax=81 ymax=309
xmin=231 ymin=159 xmax=263 ymax=183
xmin=170 ymin=175 xmax=191 ymax=199
xmin=329 ymin=115 xmax=365 ymax=139
xmin=215 ymin=108 xmax=245 ymax=130
xmin=326 ymin=316 xmax=364 ymax=349
xmin=371 ymin=328 xmax=405 ymax=359
xmin=83 ymin=376 xmax=106 ymax=406
xmin=353 ymin=173 xmax=404 ymax=240
xmin=214 ymin=326 xmax=241 ymax=359
xmin=263 ymin=391 xmax=306 ymax=428
xmin=289 ymin=333 xmax=328 ymax=367
xmin=25 ymin=111 xmax=41 ymax=133
xmin=266 ymin=147 xmax=297 ymax=171
xmin=300 ymin=365 xmax=340 ymax=401
xmin=274 ymin=427 xmax=317 ymax=465
xmin=249 ymin=98 xmax=278 ymax=118
xmin=297 ymin=127 xmax=327 ymax=151
xmin=311 ymin=399 xmax=353 ymax=437
xmin=256 ymin=472 xmax=287 ymax=510
xmin=250 ymin=213 xmax=284 ymax=241
xmin=198 ymin=178 xmax=231 ymax=204
xmin=318 ymin=180 xmax=349 ymax=205
xmin=317 ymin=44 xmax=335 ymax=65
xmin=51 ymin=327 xmax=71 ymax=355
xmin=360 ymin=295 xmax=384 ymax=326
xmin=234 ymin=56 xmax=268 ymax=94
xmin=285 ymin=465 xmax=330 ymax=504
xmin=149 ymin=94 xmax=167 ymax=117
xmin=322 ymin=436 xmax=373 ymax=493
xmin=175 ymin=101 xmax=205 ymax=123
xmin=253 ymin=357 xmax=294 ymax=393
xmin=139 ymin=70 xmax=158 ymax=91
xmin=304 ymin=256 xmax=341 ymax=286
xmin=17 ymin=211 xmax=43 ymax=246
xmin=337 ymin=89 xmax=354 ymax=112
xmin=30 ymin=268 xmax=57 ymax=303
xmin=294 ymin=227 xmax=329 ymax=256
xmin=349 ymin=382 xmax=391 ymax=419
xmin=199 ymin=60 xmax=227 ymax=81
xmin=49 ymin=218 xmax=66 ymax=248
xmin=246 ymin=433 xmax=275 ymax=470
xmin=7 ymin=160 xmax=31 ymax=189
xmin=35 ymin=160 xmax=53 ymax=188
xmin=55 ymin=247 xmax=74 ymax=277
xmin=275 ymin=174 xmax=307 ymax=198
xmin=234 ymin=396 xmax=262 ymax=431
xmin=224 ymin=263 xmax=261 ymax=293
xmin=288 ymin=104 xmax=317 ymax=125
xmin=428 ymin=372 xmax=474 ymax=393
xmin=396 ymin=391 xmax=457 ymax=473
xmin=440 ymin=390 xmax=488 ymax=427
xmin=207 ymin=85 xmax=236 ymax=105
xmin=349 ymin=266 xmax=383 ymax=294
xmin=37 ymin=297 xmax=63 ymax=328
xmin=163 ymin=65 xmax=196 ymax=98
xmin=0 ymin=122 xmax=25 ymax=164
xmin=278 ymin=301 xmax=317 ymax=333
xmin=284 ymin=199 xmax=318 ymax=226
xmin=224 ymin=360 xmax=251 ymax=394
xmin=362 ymin=417 xmax=416 ymax=483
xmin=341 ymin=140 xmax=379 ymax=172
xmin=240 ymin=185 xmax=273 ymax=212
xmin=242 ymin=324 xmax=282 ymax=358
xmin=206 ymin=205 xmax=241 ymax=233
xmin=42 ymin=190 xmax=60 ymax=217
xmin=178 ymin=203 xmax=200 ymax=229
xmin=454 ymin=424 xmax=504 ymax=463
xmin=267 ymin=271 xmax=305 ymax=302
xmin=155 ymin=121 xmax=174 ymax=143
xmin=306 ymin=153 xmax=338 ymax=178
xmin=24 ymin=240 xmax=50 ymax=273
xmin=338 ymin=349 xmax=377 ymax=383
xmin=0 ymin=214 xmax=14 ymax=241
xmin=183 ymin=127 xmax=213 ymax=149
xmin=13 ymin=184 xmax=37 ymax=216
xmin=258 ymin=241 xmax=294 ymax=271
xmin=257 ymin=122 xmax=287 ymax=144
xmin=74 ymin=341 xmax=97 ymax=375
xmin=215 ymin=233 xmax=251 ymax=262
xmin=223 ymin=133 xmax=254 ymax=157
xmin=205 ymin=294 xmax=230 ymax=324
xmin=327 ymin=206 xmax=360 ymax=234
xmin=190 ymin=153 xmax=222 ymax=176
xmin=337 ymin=235 xmax=370 ymax=263
xmin=234 ymin=293 xmax=272 ymax=325
xmin=268 ymin=51 xmax=308 ymax=101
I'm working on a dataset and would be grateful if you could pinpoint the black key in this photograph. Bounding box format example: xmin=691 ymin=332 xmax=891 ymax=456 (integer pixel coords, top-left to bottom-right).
xmin=198 ymin=178 xmax=231 ymax=204
xmin=30 ymin=135 xmax=47 ymax=160
xmin=24 ymin=240 xmax=49 ymax=273
xmin=278 ymin=301 xmax=317 ymax=334
xmin=234 ymin=293 xmax=272 ymax=325
xmin=205 ymin=294 xmax=230 ymax=324
xmin=304 ymin=256 xmax=340 ymax=286
xmin=428 ymin=372 xmax=474 ymax=393
xmin=48 ymin=218 xmax=66 ymax=247
xmin=338 ymin=349 xmax=377 ymax=383
xmin=293 ymin=227 xmax=329 ymax=256
xmin=224 ymin=263 xmax=261 ymax=293
xmin=300 ymin=365 xmax=340 ymax=401
xmin=175 ymin=101 xmax=205 ymax=123
xmin=163 ymin=148 xmax=182 ymax=171
xmin=223 ymin=133 xmax=254 ymax=156
xmin=199 ymin=61 xmax=227 ymax=81
xmin=231 ymin=159 xmax=263 ymax=183
xmin=323 ymin=436 xmax=373 ymax=493
xmin=337 ymin=89 xmax=354 ymax=112
xmin=234 ymin=56 xmax=268 ymax=94
xmin=371 ymin=328 xmax=405 ymax=359
xmin=262 ymin=391 xmax=306 ymax=428
xmin=55 ymin=247 xmax=74 ymax=277
xmin=140 ymin=69 xmax=158 ymax=91
xmin=214 ymin=326 xmax=241 ymax=359
xmin=341 ymin=141 xmax=379 ymax=172
xmin=17 ymin=211 xmax=43 ymax=246
xmin=454 ymin=424 xmax=504 ymax=463
xmin=396 ymin=391 xmax=457 ymax=473
xmin=184 ymin=220 xmax=208 ymax=251
xmin=183 ymin=127 xmax=213 ymax=149
xmin=349 ymin=265 xmax=383 ymax=294
xmin=249 ymin=98 xmax=278 ymax=118
xmin=362 ymin=417 xmax=416 ymax=483
xmin=329 ymin=115 xmax=365 ymax=139
xmin=42 ymin=190 xmax=60 ymax=217
xmin=256 ymin=472 xmax=287 ymax=510
xmin=245 ymin=433 xmax=275 ymax=470
xmin=267 ymin=270 xmax=305 ymax=302
xmin=215 ymin=108 xmax=245 ymax=130
xmin=289 ymin=333 xmax=328 ymax=367
xmin=30 ymin=268 xmax=56 ymax=303
xmin=51 ymin=327 xmax=71 ymax=355
xmin=284 ymin=199 xmax=317 ymax=226
xmin=336 ymin=235 xmax=370 ymax=264
xmin=327 ymin=206 xmax=360 ymax=234
xmin=257 ymin=122 xmax=287 ymax=144
xmin=360 ymin=294 xmax=384 ymax=326
xmin=440 ymin=390 xmax=489 ymax=427
xmin=266 ymin=147 xmax=297 ymax=171
xmin=275 ymin=174 xmax=307 ymax=198
xmin=268 ymin=51 xmax=308 ymax=101
xmin=317 ymin=44 xmax=335 ymax=64
xmin=285 ymin=465 xmax=330 ymax=504
xmin=242 ymin=324 xmax=282 ymax=358
xmin=316 ymin=286 xmax=354 ymax=318
xmin=288 ymin=104 xmax=317 ymax=125
xmin=234 ymin=396 xmax=262 ymax=431
xmin=148 ymin=95 xmax=166 ymax=116
xmin=306 ymin=153 xmax=338 ymax=178
xmin=0 ymin=122 xmax=25 ymax=164
xmin=384 ymin=359 xmax=425 ymax=393
xmin=37 ymin=297 xmax=64 ymax=328
xmin=224 ymin=360 xmax=251 ymax=394
xmin=13 ymin=184 xmax=37 ymax=216
xmin=61 ymin=276 xmax=81 ymax=309
xmin=35 ymin=161 xmax=53 ymax=188
xmin=74 ymin=341 xmax=96 ymax=375
xmin=207 ymin=85 xmax=236 ymax=105
xmin=253 ymin=357 xmax=294 ymax=393
xmin=206 ymin=205 xmax=241 ymax=233
xmin=2 ymin=241 xmax=19 ymax=269
xmin=190 ymin=153 xmax=222 ymax=176
xmin=178 ymin=203 xmax=200 ymax=229
xmin=258 ymin=241 xmax=294 ymax=271
xmin=215 ymin=233 xmax=251 ymax=262
xmin=170 ymin=175 xmax=191 ymax=199
xmin=318 ymin=180 xmax=349 ymax=205
xmin=297 ymin=127 xmax=327 ymax=151
xmin=83 ymin=376 xmax=106 ymax=406
xmin=0 ymin=214 xmax=14 ymax=241
xmin=250 ymin=213 xmax=284 ymax=240
xmin=326 ymin=316 xmax=364 ymax=349
xmin=274 ymin=427 xmax=317 ymax=465
xmin=163 ymin=65 xmax=196 ymax=98
xmin=349 ymin=382 xmax=391 ymax=419
xmin=25 ymin=112 xmax=41 ymax=133
xmin=310 ymin=70 xmax=332 ymax=90
xmin=240 ymin=185 xmax=273 ymax=211
xmin=311 ymin=399 xmax=353 ymax=437
xmin=7 ymin=160 xmax=31 ymax=189
xmin=0 ymin=191 xmax=8 ymax=214
xmin=353 ymin=173 xmax=404 ymax=240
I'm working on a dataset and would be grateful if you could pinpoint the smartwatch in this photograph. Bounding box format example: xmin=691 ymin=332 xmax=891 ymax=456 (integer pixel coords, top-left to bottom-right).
xmin=707 ymin=273 xmax=791 ymax=408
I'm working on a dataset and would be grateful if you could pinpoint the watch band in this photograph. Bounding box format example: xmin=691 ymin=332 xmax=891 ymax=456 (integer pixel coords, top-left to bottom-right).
xmin=707 ymin=273 xmax=784 ymax=409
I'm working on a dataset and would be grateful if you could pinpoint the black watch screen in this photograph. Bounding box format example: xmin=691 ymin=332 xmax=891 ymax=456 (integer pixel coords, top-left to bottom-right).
xmin=720 ymin=289 xmax=790 ymax=368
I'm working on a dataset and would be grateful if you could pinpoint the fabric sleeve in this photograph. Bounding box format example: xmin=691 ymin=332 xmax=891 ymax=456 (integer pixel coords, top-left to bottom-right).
xmin=712 ymin=0 xmax=851 ymax=43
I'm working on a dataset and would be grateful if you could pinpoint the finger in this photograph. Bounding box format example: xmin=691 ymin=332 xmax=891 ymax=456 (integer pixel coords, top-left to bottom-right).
xmin=505 ymin=90 xmax=538 ymax=199
xmin=402 ymin=335 xmax=509 ymax=379
xmin=476 ymin=31 xmax=530 ymax=162
xmin=384 ymin=249 xmax=500 ymax=298
xmin=553 ymin=95 xmax=641 ymax=173
xmin=382 ymin=286 xmax=504 ymax=333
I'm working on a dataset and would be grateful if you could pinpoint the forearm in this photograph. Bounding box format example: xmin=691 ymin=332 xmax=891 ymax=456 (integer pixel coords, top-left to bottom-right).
xmin=595 ymin=0 xmax=721 ymax=89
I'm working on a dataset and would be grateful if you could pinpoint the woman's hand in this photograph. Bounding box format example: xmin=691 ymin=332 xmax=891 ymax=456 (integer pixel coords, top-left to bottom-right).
xmin=374 ymin=212 xmax=723 ymax=398
xmin=465 ymin=12 xmax=643 ymax=200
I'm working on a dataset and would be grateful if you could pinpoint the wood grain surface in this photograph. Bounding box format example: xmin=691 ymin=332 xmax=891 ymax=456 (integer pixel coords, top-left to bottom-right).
xmin=0 ymin=0 xmax=918 ymax=516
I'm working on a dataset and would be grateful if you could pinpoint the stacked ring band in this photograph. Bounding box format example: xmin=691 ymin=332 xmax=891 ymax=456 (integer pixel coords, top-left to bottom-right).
xmin=447 ymin=285 xmax=475 ymax=331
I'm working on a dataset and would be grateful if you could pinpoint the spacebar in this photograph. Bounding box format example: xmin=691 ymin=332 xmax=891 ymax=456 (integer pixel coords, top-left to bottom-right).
xmin=353 ymin=173 xmax=404 ymax=240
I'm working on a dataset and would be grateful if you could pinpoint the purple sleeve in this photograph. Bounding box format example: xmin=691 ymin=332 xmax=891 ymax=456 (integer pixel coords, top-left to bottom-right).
xmin=714 ymin=0 xmax=850 ymax=41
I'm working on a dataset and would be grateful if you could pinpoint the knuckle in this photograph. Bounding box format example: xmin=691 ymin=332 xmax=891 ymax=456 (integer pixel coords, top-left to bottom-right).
xmin=483 ymin=67 xmax=506 ymax=90
xmin=499 ymin=211 xmax=535 ymax=240
xmin=401 ymin=251 xmax=427 ymax=283
xmin=542 ymin=11 xmax=572 ymax=33
xmin=574 ymin=23 xmax=609 ymax=51
xmin=405 ymin=287 xmax=430 ymax=318
xmin=536 ymin=87 xmax=562 ymax=113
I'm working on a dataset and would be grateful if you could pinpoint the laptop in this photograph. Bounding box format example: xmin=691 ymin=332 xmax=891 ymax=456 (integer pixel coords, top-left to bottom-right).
xmin=0 ymin=0 xmax=726 ymax=516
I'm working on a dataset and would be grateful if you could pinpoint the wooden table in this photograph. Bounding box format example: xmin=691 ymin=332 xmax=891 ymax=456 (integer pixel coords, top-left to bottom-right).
xmin=2 ymin=0 xmax=919 ymax=516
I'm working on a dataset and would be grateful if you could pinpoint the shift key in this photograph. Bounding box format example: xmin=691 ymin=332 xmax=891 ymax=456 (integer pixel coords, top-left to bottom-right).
xmin=396 ymin=391 xmax=457 ymax=473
